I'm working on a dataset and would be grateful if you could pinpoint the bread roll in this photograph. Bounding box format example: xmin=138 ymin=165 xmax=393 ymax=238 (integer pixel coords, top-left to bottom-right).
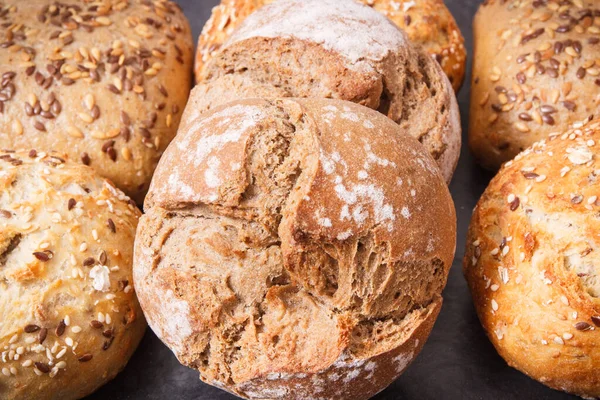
xmin=194 ymin=0 xmax=461 ymax=184
xmin=470 ymin=0 xmax=600 ymax=170
xmin=0 ymin=0 xmax=193 ymax=203
xmin=0 ymin=149 xmax=145 ymax=400
xmin=134 ymin=97 xmax=456 ymax=400
xmin=195 ymin=0 xmax=466 ymax=92
xmin=464 ymin=118 xmax=600 ymax=397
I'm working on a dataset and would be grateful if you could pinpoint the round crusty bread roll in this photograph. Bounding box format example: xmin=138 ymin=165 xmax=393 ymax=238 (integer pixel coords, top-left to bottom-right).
xmin=134 ymin=97 xmax=457 ymax=400
xmin=194 ymin=0 xmax=461 ymax=184
xmin=0 ymin=0 xmax=193 ymax=204
xmin=470 ymin=0 xmax=600 ymax=170
xmin=195 ymin=0 xmax=467 ymax=92
xmin=0 ymin=149 xmax=145 ymax=400
xmin=464 ymin=118 xmax=600 ymax=397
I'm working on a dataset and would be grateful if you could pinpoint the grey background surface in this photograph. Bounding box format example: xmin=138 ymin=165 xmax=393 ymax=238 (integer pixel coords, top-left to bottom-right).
xmin=87 ymin=1 xmax=577 ymax=399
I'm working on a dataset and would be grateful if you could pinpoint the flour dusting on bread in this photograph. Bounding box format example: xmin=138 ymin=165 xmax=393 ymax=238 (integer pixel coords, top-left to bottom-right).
xmin=228 ymin=0 xmax=407 ymax=72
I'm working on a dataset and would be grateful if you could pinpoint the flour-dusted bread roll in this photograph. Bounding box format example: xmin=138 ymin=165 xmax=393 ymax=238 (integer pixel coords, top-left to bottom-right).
xmin=194 ymin=0 xmax=461 ymax=184
xmin=464 ymin=118 xmax=600 ymax=398
xmin=195 ymin=0 xmax=466 ymax=92
xmin=0 ymin=0 xmax=193 ymax=203
xmin=134 ymin=98 xmax=456 ymax=400
xmin=470 ymin=0 xmax=600 ymax=170
xmin=0 ymin=150 xmax=145 ymax=400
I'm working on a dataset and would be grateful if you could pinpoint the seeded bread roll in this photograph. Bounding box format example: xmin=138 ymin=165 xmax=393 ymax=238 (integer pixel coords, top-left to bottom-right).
xmin=195 ymin=0 xmax=466 ymax=92
xmin=0 ymin=150 xmax=145 ymax=400
xmin=0 ymin=0 xmax=193 ymax=204
xmin=470 ymin=0 xmax=600 ymax=170
xmin=194 ymin=0 xmax=461 ymax=184
xmin=134 ymin=97 xmax=457 ymax=400
xmin=464 ymin=118 xmax=600 ymax=398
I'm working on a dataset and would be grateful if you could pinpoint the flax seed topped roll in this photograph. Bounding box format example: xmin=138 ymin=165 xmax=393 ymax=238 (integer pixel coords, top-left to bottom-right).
xmin=0 ymin=149 xmax=145 ymax=400
xmin=0 ymin=0 xmax=193 ymax=203
xmin=194 ymin=0 xmax=462 ymax=183
xmin=464 ymin=117 xmax=600 ymax=398
xmin=134 ymin=97 xmax=457 ymax=400
xmin=470 ymin=0 xmax=600 ymax=170
xmin=195 ymin=0 xmax=466 ymax=92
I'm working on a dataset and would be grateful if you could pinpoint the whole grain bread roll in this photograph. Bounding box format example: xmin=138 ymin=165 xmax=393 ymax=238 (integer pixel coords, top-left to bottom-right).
xmin=0 ymin=149 xmax=145 ymax=400
xmin=469 ymin=0 xmax=600 ymax=170
xmin=0 ymin=0 xmax=193 ymax=204
xmin=134 ymin=97 xmax=457 ymax=400
xmin=194 ymin=0 xmax=461 ymax=184
xmin=464 ymin=117 xmax=600 ymax=398
xmin=195 ymin=0 xmax=466 ymax=92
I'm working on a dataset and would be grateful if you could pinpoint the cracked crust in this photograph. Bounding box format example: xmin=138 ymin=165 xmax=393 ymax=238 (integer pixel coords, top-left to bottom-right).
xmin=192 ymin=0 xmax=461 ymax=184
xmin=134 ymin=98 xmax=456 ymax=399
xmin=194 ymin=0 xmax=466 ymax=92
xmin=464 ymin=119 xmax=600 ymax=398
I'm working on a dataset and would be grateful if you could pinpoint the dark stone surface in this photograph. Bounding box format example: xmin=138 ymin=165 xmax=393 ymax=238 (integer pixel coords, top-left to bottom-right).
xmin=87 ymin=1 xmax=577 ymax=399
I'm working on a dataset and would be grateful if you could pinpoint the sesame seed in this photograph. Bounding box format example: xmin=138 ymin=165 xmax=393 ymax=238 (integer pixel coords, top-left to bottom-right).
xmin=56 ymin=348 xmax=67 ymax=359
xmin=553 ymin=336 xmax=564 ymax=345
xmin=491 ymin=299 xmax=499 ymax=311
xmin=563 ymin=333 xmax=573 ymax=340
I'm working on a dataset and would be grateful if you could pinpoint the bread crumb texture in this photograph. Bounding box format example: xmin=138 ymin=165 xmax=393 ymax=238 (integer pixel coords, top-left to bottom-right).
xmin=195 ymin=0 xmax=461 ymax=184
xmin=465 ymin=117 xmax=600 ymax=398
xmin=0 ymin=150 xmax=145 ymax=400
xmin=135 ymin=98 xmax=456 ymax=399
xmin=0 ymin=0 xmax=193 ymax=203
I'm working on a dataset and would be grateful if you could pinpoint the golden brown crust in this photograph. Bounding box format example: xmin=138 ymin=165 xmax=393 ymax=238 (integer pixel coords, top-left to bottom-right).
xmin=0 ymin=0 xmax=193 ymax=203
xmin=469 ymin=0 xmax=600 ymax=170
xmin=0 ymin=150 xmax=145 ymax=400
xmin=135 ymin=98 xmax=456 ymax=399
xmin=194 ymin=0 xmax=466 ymax=92
xmin=464 ymin=118 xmax=600 ymax=398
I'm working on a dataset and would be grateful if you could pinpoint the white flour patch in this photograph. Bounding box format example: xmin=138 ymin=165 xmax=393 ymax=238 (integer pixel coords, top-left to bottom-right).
xmin=401 ymin=206 xmax=411 ymax=219
xmin=228 ymin=0 xmax=407 ymax=72
xmin=392 ymin=351 xmax=414 ymax=374
xmin=204 ymin=157 xmax=221 ymax=188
